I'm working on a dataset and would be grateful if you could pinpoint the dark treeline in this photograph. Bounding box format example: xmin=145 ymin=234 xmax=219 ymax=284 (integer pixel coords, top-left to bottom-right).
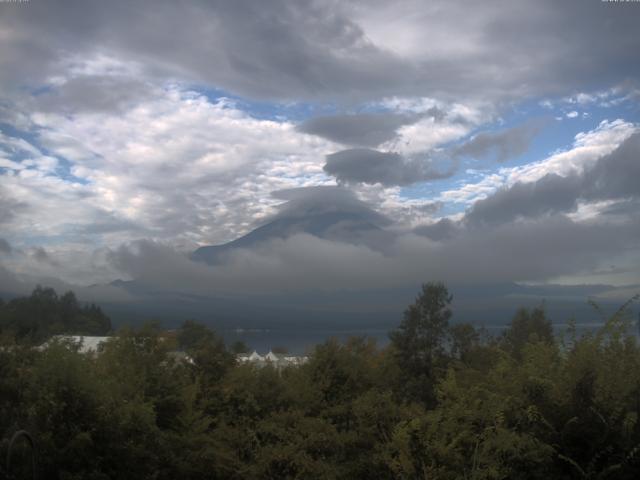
xmin=0 ymin=286 xmax=111 ymax=344
xmin=1 ymin=283 xmax=640 ymax=479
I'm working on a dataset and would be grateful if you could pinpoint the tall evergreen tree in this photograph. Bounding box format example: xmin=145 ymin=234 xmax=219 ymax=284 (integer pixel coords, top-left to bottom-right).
xmin=389 ymin=282 xmax=452 ymax=406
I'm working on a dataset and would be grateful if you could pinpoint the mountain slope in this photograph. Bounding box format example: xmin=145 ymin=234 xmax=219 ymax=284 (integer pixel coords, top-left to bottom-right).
xmin=191 ymin=210 xmax=394 ymax=265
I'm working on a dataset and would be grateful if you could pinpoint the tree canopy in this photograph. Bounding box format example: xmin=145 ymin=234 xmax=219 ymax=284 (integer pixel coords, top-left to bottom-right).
xmin=389 ymin=282 xmax=453 ymax=405
xmin=1 ymin=284 xmax=639 ymax=479
xmin=0 ymin=286 xmax=111 ymax=344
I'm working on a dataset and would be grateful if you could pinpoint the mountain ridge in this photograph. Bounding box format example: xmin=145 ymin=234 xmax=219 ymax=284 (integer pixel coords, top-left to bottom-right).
xmin=190 ymin=210 xmax=395 ymax=265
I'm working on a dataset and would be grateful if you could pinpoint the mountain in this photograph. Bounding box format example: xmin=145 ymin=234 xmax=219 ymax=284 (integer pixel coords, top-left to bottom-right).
xmin=190 ymin=210 xmax=395 ymax=265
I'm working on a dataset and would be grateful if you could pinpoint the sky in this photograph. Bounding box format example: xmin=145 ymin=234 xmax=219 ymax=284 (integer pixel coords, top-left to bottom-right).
xmin=0 ymin=0 xmax=639 ymax=324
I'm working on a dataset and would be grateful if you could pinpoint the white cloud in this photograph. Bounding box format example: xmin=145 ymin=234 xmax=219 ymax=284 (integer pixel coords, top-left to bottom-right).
xmin=392 ymin=118 xmax=470 ymax=154
xmin=2 ymin=64 xmax=502 ymax=273
xmin=438 ymin=119 xmax=637 ymax=206
xmin=562 ymin=87 xmax=637 ymax=108
xmin=0 ymin=158 xmax=26 ymax=171
xmin=1 ymin=82 xmax=342 ymax=255
xmin=374 ymin=96 xmax=492 ymax=156
xmin=88 ymin=213 xmax=640 ymax=295
xmin=0 ymin=0 xmax=637 ymax=314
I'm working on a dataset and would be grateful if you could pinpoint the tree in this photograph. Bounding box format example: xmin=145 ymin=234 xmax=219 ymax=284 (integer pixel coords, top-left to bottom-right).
xmin=389 ymin=282 xmax=452 ymax=406
xmin=502 ymin=306 xmax=553 ymax=360
xmin=0 ymin=287 xmax=111 ymax=343
xmin=177 ymin=321 xmax=234 ymax=417
xmin=177 ymin=319 xmax=216 ymax=351
xmin=231 ymin=340 xmax=250 ymax=354
xmin=449 ymin=322 xmax=480 ymax=363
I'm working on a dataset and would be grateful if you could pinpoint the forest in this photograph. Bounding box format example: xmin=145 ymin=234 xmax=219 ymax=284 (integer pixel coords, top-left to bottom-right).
xmin=1 ymin=283 xmax=639 ymax=479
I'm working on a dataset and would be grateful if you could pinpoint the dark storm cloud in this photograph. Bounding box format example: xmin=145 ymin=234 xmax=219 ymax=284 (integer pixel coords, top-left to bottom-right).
xmin=324 ymin=149 xmax=456 ymax=186
xmin=321 ymin=121 xmax=545 ymax=187
xmin=31 ymin=247 xmax=59 ymax=266
xmin=465 ymin=132 xmax=640 ymax=226
xmin=582 ymin=132 xmax=640 ymax=200
xmin=34 ymin=76 xmax=154 ymax=114
xmin=599 ymin=199 xmax=640 ymax=217
xmin=1 ymin=0 xmax=639 ymax=101
xmin=413 ymin=218 xmax=460 ymax=241
xmin=0 ymin=238 xmax=11 ymax=255
xmin=102 ymin=210 xmax=640 ymax=297
xmin=297 ymin=112 xmax=421 ymax=147
xmin=439 ymin=214 xmax=640 ymax=284
xmin=0 ymin=182 xmax=635 ymax=304
xmin=0 ymin=264 xmax=28 ymax=295
xmin=466 ymin=173 xmax=582 ymax=226
xmin=455 ymin=121 xmax=545 ymax=163
xmin=0 ymin=0 xmax=410 ymax=102
xmin=108 ymin=183 xmax=640 ymax=295
xmin=424 ymin=107 xmax=448 ymax=123
xmin=0 ymin=258 xmax=131 ymax=302
xmin=70 ymin=211 xmax=147 ymax=236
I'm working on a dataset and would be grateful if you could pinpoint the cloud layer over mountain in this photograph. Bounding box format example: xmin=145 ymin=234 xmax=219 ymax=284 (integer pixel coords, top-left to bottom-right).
xmin=0 ymin=0 xmax=638 ymax=324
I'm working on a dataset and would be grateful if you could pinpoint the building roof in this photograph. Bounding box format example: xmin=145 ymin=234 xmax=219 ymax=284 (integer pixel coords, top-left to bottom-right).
xmin=39 ymin=335 xmax=111 ymax=354
xmin=236 ymin=350 xmax=309 ymax=367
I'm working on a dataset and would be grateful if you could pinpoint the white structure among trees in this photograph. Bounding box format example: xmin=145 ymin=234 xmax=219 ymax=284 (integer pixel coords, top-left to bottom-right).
xmin=237 ymin=350 xmax=309 ymax=369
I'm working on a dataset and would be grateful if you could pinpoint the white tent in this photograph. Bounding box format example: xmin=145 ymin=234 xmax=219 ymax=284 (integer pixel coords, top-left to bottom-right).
xmin=265 ymin=351 xmax=279 ymax=362
xmin=248 ymin=351 xmax=264 ymax=362
xmin=38 ymin=335 xmax=111 ymax=354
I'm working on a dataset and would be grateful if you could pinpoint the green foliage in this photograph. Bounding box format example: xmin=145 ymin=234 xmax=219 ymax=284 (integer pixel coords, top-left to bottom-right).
xmin=1 ymin=284 xmax=640 ymax=478
xmin=389 ymin=282 xmax=453 ymax=406
xmin=177 ymin=319 xmax=216 ymax=351
xmin=0 ymin=286 xmax=111 ymax=343
xmin=230 ymin=340 xmax=250 ymax=354
xmin=501 ymin=306 xmax=554 ymax=359
xmin=449 ymin=322 xmax=481 ymax=363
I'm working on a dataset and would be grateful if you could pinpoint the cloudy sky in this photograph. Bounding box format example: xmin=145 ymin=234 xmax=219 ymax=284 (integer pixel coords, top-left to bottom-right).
xmin=0 ymin=0 xmax=639 ymax=319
